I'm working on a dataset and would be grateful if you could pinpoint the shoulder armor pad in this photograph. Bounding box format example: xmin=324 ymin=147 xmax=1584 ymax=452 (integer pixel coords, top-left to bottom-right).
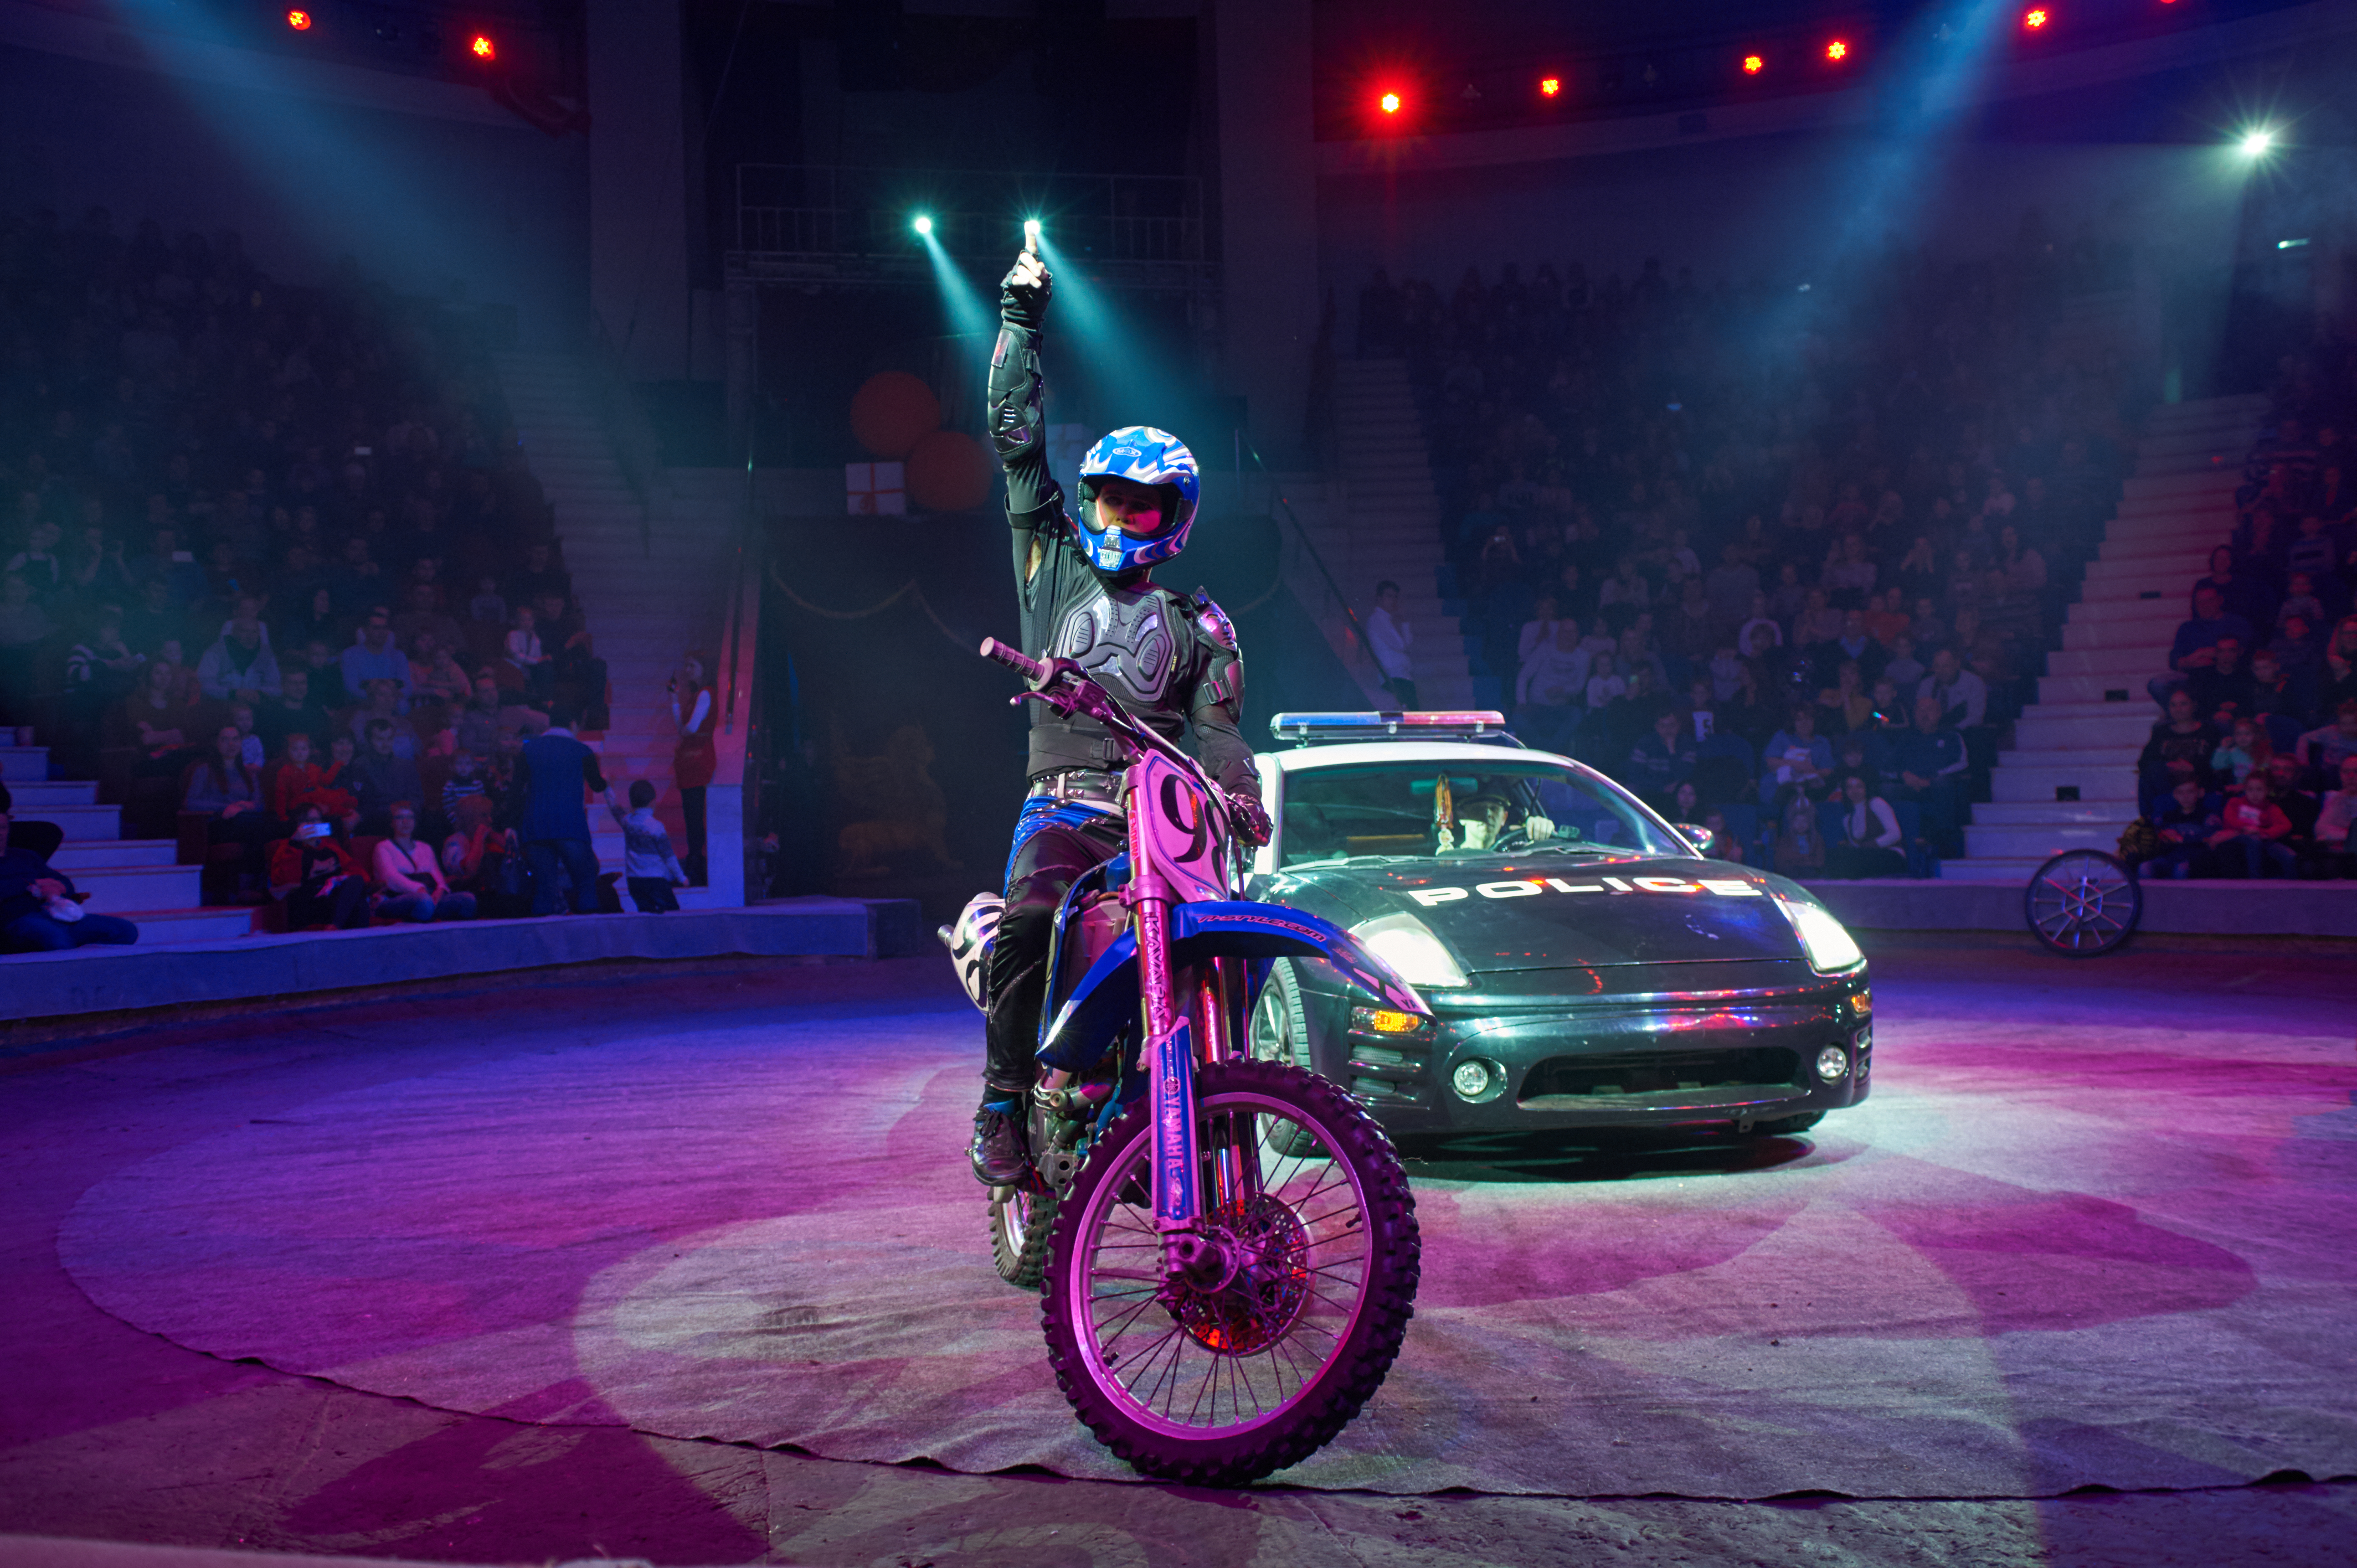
xmin=1187 ymin=588 xmax=1239 ymax=653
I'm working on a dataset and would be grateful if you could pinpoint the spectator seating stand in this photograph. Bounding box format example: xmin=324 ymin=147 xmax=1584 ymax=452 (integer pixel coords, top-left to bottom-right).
xmin=1322 ymin=358 xmax=1481 ymax=710
xmin=492 ymin=352 xmax=748 ymax=901
xmin=3 ymin=734 xmax=250 ymax=944
xmin=1937 ymin=393 xmax=2268 ymax=879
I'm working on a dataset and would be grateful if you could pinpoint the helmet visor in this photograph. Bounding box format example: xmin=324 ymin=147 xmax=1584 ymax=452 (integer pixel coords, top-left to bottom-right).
xmin=1089 ymin=478 xmax=1177 ymax=537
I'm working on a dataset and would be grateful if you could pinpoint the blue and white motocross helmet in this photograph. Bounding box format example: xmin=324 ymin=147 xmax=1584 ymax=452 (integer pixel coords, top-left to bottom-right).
xmin=1074 ymin=426 xmax=1198 ymax=574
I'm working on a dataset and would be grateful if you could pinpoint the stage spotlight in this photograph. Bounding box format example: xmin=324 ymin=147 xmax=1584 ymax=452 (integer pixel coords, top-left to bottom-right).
xmin=1023 ymin=218 xmax=1042 ymax=243
xmin=2237 ymin=128 xmax=2275 ymax=157
xmin=1742 ymin=53 xmax=1764 ymax=75
xmin=1539 ymin=76 xmax=1561 ymax=98
xmin=1825 ymin=39 xmax=1849 ymax=61
xmin=470 ymin=33 xmax=495 ymax=61
xmin=2023 ymin=8 xmax=2049 ymax=29
xmin=1379 ymin=90 xmax=1402 ymax=115
xmin=912 ymin=214 xmax=934 ymax=236
xmin=286 ymin=9 xmax=312 ymax=30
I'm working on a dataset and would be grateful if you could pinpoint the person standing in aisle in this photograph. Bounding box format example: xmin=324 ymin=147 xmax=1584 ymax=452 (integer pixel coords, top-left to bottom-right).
xmin=1368 ymin=579 xmax=1417 ymax=709
xmin=670 ymin=653 xmax=716 ymax=886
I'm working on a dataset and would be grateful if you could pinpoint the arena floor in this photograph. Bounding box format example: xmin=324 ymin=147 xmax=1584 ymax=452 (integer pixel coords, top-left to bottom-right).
xmin=3 ymin=941 xmax=2353 ymax=1566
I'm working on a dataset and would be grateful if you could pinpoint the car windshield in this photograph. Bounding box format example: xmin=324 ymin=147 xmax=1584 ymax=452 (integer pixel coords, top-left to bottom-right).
xmin=1277 ymin=757 xmax=1692 ymax=868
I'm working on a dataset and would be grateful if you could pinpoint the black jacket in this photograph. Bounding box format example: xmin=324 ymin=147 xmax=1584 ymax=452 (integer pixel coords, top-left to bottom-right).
xmin=986 ymin=309 xmax=1257 ymax=795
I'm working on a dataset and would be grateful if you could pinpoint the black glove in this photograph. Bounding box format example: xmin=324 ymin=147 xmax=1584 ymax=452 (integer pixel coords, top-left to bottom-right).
xmin=1224 ymin=787 xmax=1273 ymax=849
xmin=1000 ymin=251 xmax=1053 ymax=332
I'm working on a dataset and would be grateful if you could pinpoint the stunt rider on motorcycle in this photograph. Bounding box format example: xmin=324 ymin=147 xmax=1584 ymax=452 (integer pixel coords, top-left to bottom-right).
xmin=970 ymin=238 xmax=1272 ymax=1187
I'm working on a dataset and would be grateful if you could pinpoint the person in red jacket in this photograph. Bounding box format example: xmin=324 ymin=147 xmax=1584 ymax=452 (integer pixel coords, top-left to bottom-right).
xmin=2207 ymin=772 xmax=2298 ymax=878
xmin=267 ymin=806 xmax=369 ymax=930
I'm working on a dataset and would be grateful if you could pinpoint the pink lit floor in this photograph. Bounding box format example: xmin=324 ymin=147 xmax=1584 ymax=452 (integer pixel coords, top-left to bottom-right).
xmin=3 ymin=944 xmax=2353 ymax=1565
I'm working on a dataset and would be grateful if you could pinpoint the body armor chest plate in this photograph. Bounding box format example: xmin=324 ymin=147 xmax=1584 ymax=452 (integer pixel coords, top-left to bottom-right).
xmin=1052 ymin=581 xmax=1180 ymax=711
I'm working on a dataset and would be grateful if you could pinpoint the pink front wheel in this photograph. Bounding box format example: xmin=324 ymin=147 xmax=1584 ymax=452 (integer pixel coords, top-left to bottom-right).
xmin=1039 ymin=1058 xmax=1420 ymax=1485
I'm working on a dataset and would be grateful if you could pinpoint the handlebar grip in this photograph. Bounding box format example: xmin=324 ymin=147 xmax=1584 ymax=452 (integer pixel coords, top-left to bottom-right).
xmin=979 ymin=637 xmax=1045 ymax=682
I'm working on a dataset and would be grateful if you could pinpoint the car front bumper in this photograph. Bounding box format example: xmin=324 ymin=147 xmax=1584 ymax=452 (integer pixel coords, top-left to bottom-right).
xmin=1308 ymin=965 xmax=1872 ymax=1136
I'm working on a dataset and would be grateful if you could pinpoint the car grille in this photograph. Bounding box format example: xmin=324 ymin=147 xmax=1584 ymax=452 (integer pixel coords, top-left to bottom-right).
xmin=1517 ymin=1046 xmax=1802 ymax=1106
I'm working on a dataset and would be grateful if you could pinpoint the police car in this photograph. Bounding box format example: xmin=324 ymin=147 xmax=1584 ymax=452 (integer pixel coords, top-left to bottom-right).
xmin=1241 ymin=711 xmax=1871 ymax=1141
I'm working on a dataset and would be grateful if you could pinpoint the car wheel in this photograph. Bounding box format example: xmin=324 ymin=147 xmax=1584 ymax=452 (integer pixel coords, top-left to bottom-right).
xmin=1249 ymin=959 xmax=1315 ymax=1072
xmin=1248 ymin=961 xmax=1325 ymax=1156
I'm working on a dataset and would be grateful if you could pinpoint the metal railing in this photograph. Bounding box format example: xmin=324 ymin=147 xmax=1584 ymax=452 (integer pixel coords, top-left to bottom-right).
xmin=732 ymin=164 xmax=1207 ymax=280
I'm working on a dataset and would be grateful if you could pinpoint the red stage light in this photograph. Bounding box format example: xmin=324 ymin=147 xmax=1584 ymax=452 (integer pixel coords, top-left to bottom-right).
xmin=1742 ymin=53 xmax=1764 ymax=75
xmin=1379 ymin=90 xmax=1402 ymax=114
xmin=1540 ymin=76 xmax=1561 ymax=98
xmin=286 ymin=8 xmax=311 ymax=29
xmin=1825 ymin=39 xmax=1850 ymax=61
xmin=2024 ymin=7 xmax=2050 ymax=28
xmin=470 ymin=34 xmax=496 ymax=61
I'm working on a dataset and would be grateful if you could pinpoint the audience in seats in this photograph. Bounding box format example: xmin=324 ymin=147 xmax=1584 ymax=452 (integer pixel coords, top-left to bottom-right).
xmin=1349 ymin=220 xmax=2143 ymax=874
xmin=2116 ymin=333 xmax=2357 ymax=878
xmin=0 ymin=203 xmax=639 ymax=921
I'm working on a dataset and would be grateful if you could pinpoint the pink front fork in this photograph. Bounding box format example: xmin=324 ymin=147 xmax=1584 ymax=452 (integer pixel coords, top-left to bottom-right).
xmin=1133 ymin=891 xmax=1201 ymax=1236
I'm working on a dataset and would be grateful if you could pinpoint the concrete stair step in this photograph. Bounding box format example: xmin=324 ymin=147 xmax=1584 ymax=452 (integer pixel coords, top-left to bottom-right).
xmin=1990 ymin=764 xmax=2138 ymax=803
xmin=1964 ymin=822 xmax=2127 ymax=858
xmin=2062 ymin=620 xmax=2177 ymax=652
xmin=1967 ymin=802 xmax=2138 ymax=827
xmin=2014 ymin=710 xmax=2163 ymax=749
xmin=2071 ymin=598 xmax=2200 ymax=625
xmin=2120 ymin=472 xmax=2243 ymax=501
xmin=2082 ymin=558 xmax=2209 ymax=586
xmin=1937 ymin=857 xmax=2063 ymax=881
xmin=48 ymin=839 xmax=178 ymax=870
xmin=71 ymin=864 xmax=205 ymax=911
xmin=1 ymin=746 xmax=47 ymax=781
xmin=2039 ymin=674 xmax=2163 ymax=704
xmin=2047 ymin=647 xmax=2174 ymax=675
xmin=2094 ymin=513 xmax=2232 ymax=539
xmin=39 ymin=803 xmax=127 ymax=840
xmin=8 ymin=780 xmax=97 ymax=808
xmin=115 ymin=906 xmax=263 ymax=944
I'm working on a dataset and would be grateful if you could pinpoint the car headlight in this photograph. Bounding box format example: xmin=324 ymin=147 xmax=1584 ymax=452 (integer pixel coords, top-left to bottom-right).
xmin=1776 ymin=894 xmax=1865 ymax=975
xmin=1350 ymin=912 xmax=1471 ymax=989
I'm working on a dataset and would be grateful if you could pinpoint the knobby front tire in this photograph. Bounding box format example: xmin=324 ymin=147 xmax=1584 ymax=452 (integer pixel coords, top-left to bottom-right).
xmin=1038 ymin=1057 xmax=1420 ymax=1486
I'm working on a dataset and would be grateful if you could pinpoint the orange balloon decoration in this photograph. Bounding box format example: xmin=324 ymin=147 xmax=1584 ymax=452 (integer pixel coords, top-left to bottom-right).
xmin=904 ymin=429 xmax=994 ymax=513
xmin=848 ymin=371 xmax=941 ymax=460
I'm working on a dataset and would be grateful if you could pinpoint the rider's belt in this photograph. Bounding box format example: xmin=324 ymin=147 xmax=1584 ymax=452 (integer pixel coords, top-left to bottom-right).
xmin=1028 ymin=768 xmax=1124 ymax=808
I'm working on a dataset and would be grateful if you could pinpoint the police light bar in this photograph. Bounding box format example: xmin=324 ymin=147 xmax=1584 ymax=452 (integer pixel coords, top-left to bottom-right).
xmin=1271 ymin=711 xmax=1510 ymax=743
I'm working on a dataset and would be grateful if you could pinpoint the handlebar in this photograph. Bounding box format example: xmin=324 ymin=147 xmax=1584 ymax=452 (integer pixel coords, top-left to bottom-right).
xmin=980 ymin=634 xmax=1270 ymax=852
xmin=979 ymin=637 xmax=1044 ymax=683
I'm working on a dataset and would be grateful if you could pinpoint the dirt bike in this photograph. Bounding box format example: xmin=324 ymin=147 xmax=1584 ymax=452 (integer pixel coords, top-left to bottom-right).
xmin=946 ymin=636 xmax=1428 ymax=1485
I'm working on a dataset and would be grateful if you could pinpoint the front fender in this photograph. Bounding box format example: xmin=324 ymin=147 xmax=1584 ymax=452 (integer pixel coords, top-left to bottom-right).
xmin=1036 ymin=900 xmax=1428 ymax=1072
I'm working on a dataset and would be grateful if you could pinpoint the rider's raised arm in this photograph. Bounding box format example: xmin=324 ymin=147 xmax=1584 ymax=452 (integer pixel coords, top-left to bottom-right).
xmin=1182 ymin=592 xmax=1262 ymax=796
xmin=988 ymin=250 xmax=1069 ymax=586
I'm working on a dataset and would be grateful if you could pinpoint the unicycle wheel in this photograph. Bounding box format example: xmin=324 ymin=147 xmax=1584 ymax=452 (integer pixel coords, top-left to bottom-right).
xmin=2024 ymin=849 xmax=2141 ymax=956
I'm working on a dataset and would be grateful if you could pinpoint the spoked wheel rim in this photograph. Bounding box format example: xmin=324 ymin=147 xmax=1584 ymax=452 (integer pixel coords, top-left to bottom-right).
xmin=1066 ymin=1090 xmax=1371 ymax=1442
xmin=2025 ymin=849 xmax=2142 ymax=955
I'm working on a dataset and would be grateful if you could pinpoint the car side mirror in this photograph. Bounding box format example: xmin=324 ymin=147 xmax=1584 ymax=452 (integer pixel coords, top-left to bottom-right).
xmin=1673 ymin=822 xmax=1716 ymax=855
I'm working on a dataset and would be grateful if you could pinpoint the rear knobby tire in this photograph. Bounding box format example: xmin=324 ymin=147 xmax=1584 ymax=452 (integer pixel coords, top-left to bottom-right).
xmin=990 ymin=1183 xmax=1057 ymax=1289
xmin=1039 ymin=1056 xmax=1419 ymax=1486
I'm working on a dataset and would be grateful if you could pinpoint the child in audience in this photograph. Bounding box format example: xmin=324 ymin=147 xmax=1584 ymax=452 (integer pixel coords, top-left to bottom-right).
xmin=2209 ymin=718 xmax=2270 ymax=786
xmin=506 ymin=605 xmax=550 ymax=699
xmin=2142 ymin=778 xmax=2216 ymax=879
xmin=606 ymin=780 xmax=688 ymax=912
xmin=469 ymin=577 xmax=507 ymax=624
xmin=440 ymin=749 xmax=490 ymax=823
xmin=2207 ymin=772 xmax=2298 ymax=878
